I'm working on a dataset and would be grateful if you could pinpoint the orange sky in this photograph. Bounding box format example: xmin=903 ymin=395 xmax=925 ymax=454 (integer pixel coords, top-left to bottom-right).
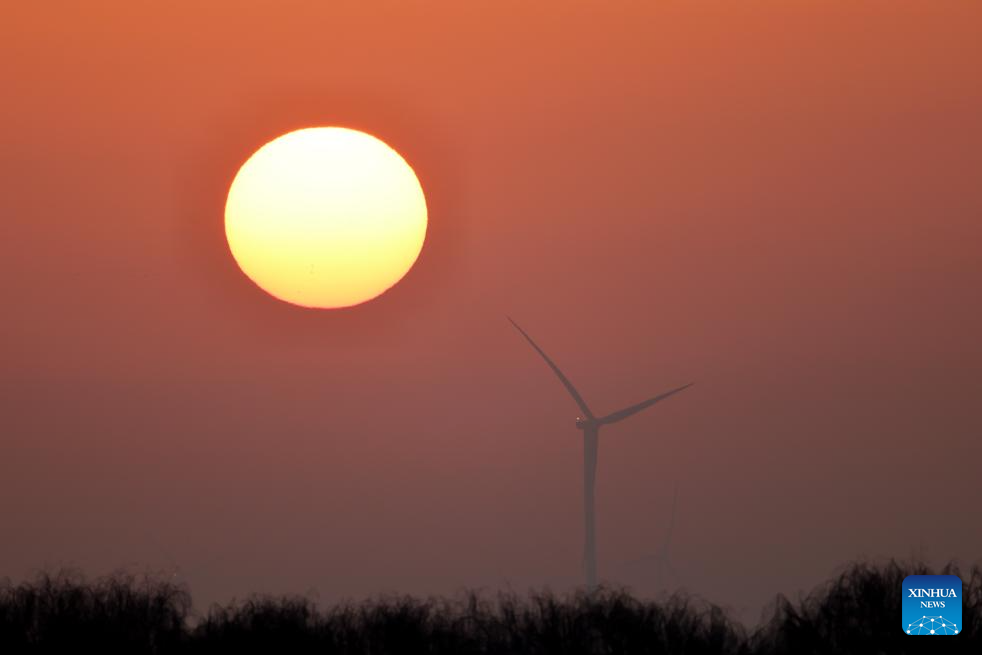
xmin=1 ymin=2 xmax=980 ymax=624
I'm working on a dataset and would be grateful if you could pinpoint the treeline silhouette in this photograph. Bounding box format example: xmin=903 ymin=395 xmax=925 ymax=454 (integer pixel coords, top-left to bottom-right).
xmin=0 ymin=560 xmax=977 ymax=654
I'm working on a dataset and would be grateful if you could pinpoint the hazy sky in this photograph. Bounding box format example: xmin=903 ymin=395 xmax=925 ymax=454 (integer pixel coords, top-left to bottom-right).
xmin=2 ymin=2 xmax=980 ymax=625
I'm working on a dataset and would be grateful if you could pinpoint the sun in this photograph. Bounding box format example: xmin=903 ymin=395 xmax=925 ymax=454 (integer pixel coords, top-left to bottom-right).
xmin=224 ymin=127 xmax=427 ymax=308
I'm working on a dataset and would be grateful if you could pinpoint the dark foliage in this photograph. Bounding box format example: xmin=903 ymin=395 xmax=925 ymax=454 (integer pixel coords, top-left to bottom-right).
xmin=0 ymin=569 xmax=190 ymax=654
xmin=191 ymin=588 xmax=747 ymax=655
xmin=752 ymin=559 xmax=981 ymax=655
xmin=0 ymin=560 xmax=977 ymax=654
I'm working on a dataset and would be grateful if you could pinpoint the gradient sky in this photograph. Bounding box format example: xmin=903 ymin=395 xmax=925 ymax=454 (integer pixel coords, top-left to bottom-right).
xmin=2 ymin=2 xmax=980 ymax=625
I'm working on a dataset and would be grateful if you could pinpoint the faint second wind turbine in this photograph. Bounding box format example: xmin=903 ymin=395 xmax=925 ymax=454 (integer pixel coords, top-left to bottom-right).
xmin=508 ymin=317 xmax=692 ymax=591
xmin=621 ymin=482 xmax=681 ymax=594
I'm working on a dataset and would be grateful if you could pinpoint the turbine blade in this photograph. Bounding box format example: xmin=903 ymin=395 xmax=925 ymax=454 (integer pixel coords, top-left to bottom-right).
xmin=598 ymin=383 xmax=693 ymax=425
xmin=507 ymin=317 xmax=595 ymax=420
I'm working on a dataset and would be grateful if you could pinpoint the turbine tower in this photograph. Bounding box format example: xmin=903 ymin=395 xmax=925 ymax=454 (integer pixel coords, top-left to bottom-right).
xmin=508 ymin=317 xmax=692 ymax=591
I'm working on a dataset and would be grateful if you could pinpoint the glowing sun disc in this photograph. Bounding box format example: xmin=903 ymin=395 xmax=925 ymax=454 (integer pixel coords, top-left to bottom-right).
xmin=224 ymin=127 xmax=428 ymax=308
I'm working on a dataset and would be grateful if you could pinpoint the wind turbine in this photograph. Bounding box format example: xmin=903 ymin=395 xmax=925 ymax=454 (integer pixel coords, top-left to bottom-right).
xmin=508 ymin=317 xmax=692 ymax=591
xmin=621 ymin=482 xmax=680 ymax=593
